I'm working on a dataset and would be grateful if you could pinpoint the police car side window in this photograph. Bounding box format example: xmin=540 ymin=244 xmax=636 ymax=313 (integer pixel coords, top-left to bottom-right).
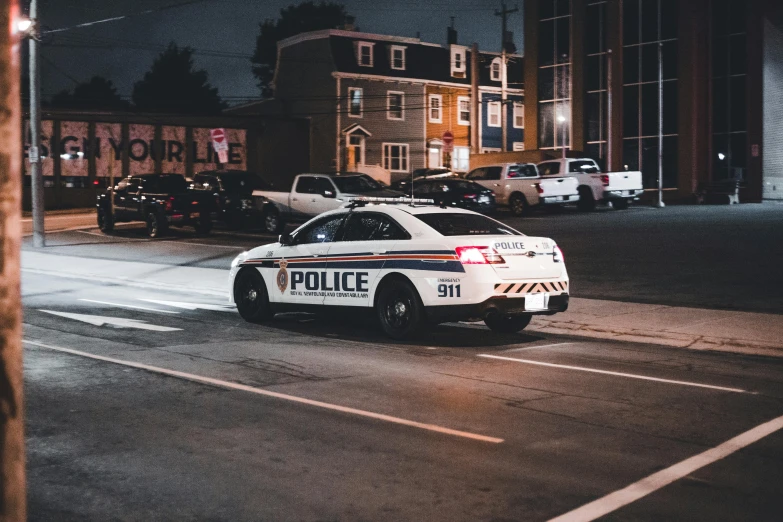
xmin=293 ymin=215 xmax=345 ymax=245
xmin=341 ymin=213 xmax=409 ymax=242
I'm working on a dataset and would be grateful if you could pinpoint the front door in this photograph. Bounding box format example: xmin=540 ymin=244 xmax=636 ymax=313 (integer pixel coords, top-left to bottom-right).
xmin=346 ymin=134 xmax=365 ymax=170
xmin=428 ymin=146 xmax=442 ymax=168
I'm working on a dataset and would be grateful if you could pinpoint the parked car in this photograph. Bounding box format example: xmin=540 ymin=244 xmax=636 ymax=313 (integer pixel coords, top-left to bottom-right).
xmin=190 ymin=170 xmax=272 ymax=229
xmin=537 ymin=158 xmax=643 ymax=211
xmin=465 ymin=163 xmax=580 ymax=216
xmin=253 ymin=172 xmax=405 ymax=234
xmin=411 ymin=178 xmax=496 ymax=214
xmin=391 ymin=168 xmax=457 ymax=193
xmin=97 ymin=173 xmax=213 ymax=237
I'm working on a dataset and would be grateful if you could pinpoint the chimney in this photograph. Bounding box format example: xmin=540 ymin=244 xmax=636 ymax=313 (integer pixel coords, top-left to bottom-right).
xmin=503 ymin=30 xmax=517 ymax=54
xmin=447 ymin=17 xmax=457 ymax=45
xmin=343 ymin=15 xmax=355 ymax=31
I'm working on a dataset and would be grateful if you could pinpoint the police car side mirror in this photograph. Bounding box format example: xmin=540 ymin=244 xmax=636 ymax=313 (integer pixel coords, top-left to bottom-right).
xmin=279 ymin=232 xmax=292 ymax=246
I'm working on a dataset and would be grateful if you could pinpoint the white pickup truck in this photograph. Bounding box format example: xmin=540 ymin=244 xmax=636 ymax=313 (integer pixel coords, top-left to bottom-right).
xmin=253 ymin=172 xmax=404 ymax=233
xmin=537 ymin=158 xmax=643 ymax=211
xmin=465 ymin=163 xmax=580 ymax=216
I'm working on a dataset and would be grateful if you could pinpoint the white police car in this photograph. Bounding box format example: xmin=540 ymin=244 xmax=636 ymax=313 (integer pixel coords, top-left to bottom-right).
xmin=229 ymin=199 xmax=569 ymax=339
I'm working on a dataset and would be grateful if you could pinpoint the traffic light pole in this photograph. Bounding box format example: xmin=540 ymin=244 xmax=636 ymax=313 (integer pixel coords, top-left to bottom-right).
xmin=29 ymin=0 xmax=45 ymax=246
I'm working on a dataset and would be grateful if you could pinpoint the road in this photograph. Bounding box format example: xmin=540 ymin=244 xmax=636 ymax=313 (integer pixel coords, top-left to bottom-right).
xmin=20 ymin=205 xmax=783 ymax=520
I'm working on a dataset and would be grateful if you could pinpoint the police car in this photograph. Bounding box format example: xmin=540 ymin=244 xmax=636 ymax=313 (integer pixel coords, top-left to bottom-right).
xmin=229 ymin=198 xmax=569 ymax=339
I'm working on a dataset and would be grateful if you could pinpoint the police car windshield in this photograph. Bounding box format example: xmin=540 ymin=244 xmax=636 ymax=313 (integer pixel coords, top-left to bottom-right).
xmin=414 ymin=213 xmax=522 ymax=236
xmin=332 ymin=175 xmax=383 ymax=193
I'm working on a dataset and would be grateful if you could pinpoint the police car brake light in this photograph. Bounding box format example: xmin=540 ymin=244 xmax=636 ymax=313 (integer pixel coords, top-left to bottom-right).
xmin=455 ymin=246 xmax=505 ymax=265
xmin=553 ymin=245 xmax=564 ymax=263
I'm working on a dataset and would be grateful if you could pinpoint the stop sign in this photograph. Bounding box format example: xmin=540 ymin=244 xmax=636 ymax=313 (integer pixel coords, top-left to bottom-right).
xmin=210 ymin=128 xmax=226 ymax=145
xmin=442 ymin=130 xmax=454 ymax=153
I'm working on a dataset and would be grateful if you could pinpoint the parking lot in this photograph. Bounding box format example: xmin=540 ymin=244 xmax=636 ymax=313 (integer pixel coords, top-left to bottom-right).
xmin=21 ymin=204 xmax=783 ymax=521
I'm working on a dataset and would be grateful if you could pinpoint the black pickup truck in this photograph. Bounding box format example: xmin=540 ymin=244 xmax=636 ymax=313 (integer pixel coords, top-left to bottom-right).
xmin=97 ymin=173 xmax=213 ymax=237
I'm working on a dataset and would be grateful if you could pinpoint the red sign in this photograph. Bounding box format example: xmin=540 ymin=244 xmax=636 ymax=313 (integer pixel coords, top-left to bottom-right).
xmin=442 ymin=130 xmax=454 ymax=153
xmin=210 ymin=128 xmax=226 ymax=145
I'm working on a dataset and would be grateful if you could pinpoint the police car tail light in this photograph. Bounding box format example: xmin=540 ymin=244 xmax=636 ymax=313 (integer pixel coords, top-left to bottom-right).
xmin=455 ymin=246 xmax=505 ymax=265
xmin=553 ymin=245 xmax=564 ymax=263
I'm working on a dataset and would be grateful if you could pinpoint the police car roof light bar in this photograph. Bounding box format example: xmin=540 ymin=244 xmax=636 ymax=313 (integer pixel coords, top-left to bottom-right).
xmin=343 ymin=196 xmax=436 ymax=209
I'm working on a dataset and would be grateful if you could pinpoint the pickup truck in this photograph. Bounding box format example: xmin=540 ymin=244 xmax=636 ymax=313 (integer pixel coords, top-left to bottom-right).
xmin=254 ymin=172 xmax=405 ymax=234
xmin=97 ymin=173 xmax=214 ymax=238
xmin=537 ymin=158 xmax=643 ymax=211
xmin=465 ymin=163 xmax=580 ymax=216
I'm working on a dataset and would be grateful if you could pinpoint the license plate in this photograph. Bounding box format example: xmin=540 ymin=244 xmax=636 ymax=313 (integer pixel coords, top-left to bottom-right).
xmin=555 ymin=196 xmax=563 ymax=201
xmin=525 ymin=293 xmax=547 ymax=311
xmin=189 ymin=212 xmax=200 ymax=219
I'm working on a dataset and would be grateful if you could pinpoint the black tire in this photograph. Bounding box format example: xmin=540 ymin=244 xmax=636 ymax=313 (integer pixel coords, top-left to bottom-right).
xmin=263 ymin=206 xmax=284 ymax=235
xmin=484 ymin=313 xmax=532 ymax=333
xmin=146 ymin=212 xmax=167 ymax=238
xmin=577 ymin=186 xmax=596 ymax=212
xmin=194 ymin=214 xmax=213 ymax=235
xmin=97 ymin=206 xmax=114 ymax=233
xmin=509 ymin=193 xmax=528 ymax=216
xmin=612 ymin=198 xmax=630 ymax=210
xmin=376 ymin=278 xmax=425 ymax=340
xmin=234 ymin=268 xmax=272 ymax=323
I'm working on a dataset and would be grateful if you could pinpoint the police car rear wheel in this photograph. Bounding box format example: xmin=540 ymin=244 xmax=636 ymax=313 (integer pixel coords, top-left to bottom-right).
xmin=377 ymin=279 xmax=424 ymax=340
xmin=484 ymin=313 xmax=532 ymax=333
xmin=234 ymin=268 xmax=272 ymax=323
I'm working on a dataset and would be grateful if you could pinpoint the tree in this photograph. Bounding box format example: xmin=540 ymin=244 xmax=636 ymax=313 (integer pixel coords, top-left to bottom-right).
xmin=132 ymin=43 xmax=226 ymax=115
xmin=49 ymin=76 xmax=130 ymax=111
xmin=252 ymin=1 xmax=353 ymax=97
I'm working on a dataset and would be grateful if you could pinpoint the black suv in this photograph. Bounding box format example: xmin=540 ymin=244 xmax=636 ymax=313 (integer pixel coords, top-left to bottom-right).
xmin=191 ymin=170 xmax=272 ymax=229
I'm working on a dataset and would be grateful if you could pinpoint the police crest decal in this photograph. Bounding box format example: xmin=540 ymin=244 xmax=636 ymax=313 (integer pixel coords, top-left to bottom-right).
xmin=276 ymin=260 xmax=289 ymax=293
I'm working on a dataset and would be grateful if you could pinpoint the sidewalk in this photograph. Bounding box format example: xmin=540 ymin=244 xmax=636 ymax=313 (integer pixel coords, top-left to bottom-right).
xmin=22 ymin=210 xmax=96 ymax=236
xmin=21 ymin=250 xmax=783 ymax=358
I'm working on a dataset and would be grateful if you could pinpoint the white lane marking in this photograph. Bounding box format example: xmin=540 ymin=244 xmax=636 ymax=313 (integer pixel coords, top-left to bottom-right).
xmin=138 ymin=299 xmax=234 ymax=312
xmin=79 ymin=299 xmax=180 ymax=314
xmin=548 ymin=414 xmax=783 ymax=522
xmin=23 ymin=340 xmax=503 ymax=444
xmin=477 ymin=354 xmax=747 ymax=393
xmin=75 ymin=229 xmax=148 ymax=241
xmin=39 ymin=310 xmax=183 ymax=332
xmin=501 ymin=342 xmax=574 ymax=353
xmin=159 ymin=240 xmax=245 ymax=249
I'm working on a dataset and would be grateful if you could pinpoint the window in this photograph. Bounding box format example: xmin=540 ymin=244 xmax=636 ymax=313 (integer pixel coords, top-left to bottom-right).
xmin=569 ymin=160 xmax=600 ymax=173
xmin=357 ymin=42 xmax=374 ymax=67
xmin=390 ymin=45 xmax=406 ymax=70
xmin=466 ymin=168 xmax=486 ymax=180
xmin=387 ymin=91 xmax=404 ymax=120
xmin=451 ymin=46 xmax=466 ymax=77
xmin=512 ymin=142 xmax=525 ymax=151
xmin=429 ymin=94 xmax=442 ymax=123
xmin=507 ymin=163 xmax=537 ymax=177
xmin=488 ymin=101 xmax=501 ymax=127
xmin=513 ymin=102 xmax=524 ymax=128
xmin=538 ymin=0 xmax=572 ymax=150
xmin=341 ymin=213 xmax=409 ymax=242
xmin=295 ymin=176 xmax=336 ymax=195
xmin=485 ymin=166 xmax=502 ymax=180
xmin=538 ymin=162 xmax=560 ymax=176
xmin=332 ymin=174 xmax=382 ymax=193
xmin=382 ymin=143 xmax=409 ymax=172
xmin=457 ymin=96 xmax=470 ymax=125
xmin=452 ymin=146 xmax=470 ymax=172
xmin=348 ymin=88 xmax=362 ymax=117
xmin=491 ymin=57 xmax=502 ymax=81
xmin=293 ymin=214 xmax=346 ymax=245
xmin=414 ymin=213 xmax=522 ymax=237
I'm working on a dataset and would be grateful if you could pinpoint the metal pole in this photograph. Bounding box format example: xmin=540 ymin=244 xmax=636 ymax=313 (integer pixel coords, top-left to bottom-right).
xmin=470 ymin=43 xmax=479 ymax=154
xmin=1 ymin=2 xmax=28 ymax=518
xmin=501 ymin=48 xmax=508 ymax=152
xmin=606 ymin=49 xmax=612 ymax=171
xmin=656 ymin=41 xmax=665 ymax=208
xmin=29 ymin=0 xmax=45 ymax=245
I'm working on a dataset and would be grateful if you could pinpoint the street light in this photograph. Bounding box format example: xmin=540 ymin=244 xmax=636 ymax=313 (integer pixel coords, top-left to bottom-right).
xmin=15 ymin=18 xmax=32 ymax=33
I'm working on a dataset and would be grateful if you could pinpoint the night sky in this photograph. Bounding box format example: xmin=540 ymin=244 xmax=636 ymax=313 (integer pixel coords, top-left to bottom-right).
xmin=36 ymin=0 xmax=523 ymax=107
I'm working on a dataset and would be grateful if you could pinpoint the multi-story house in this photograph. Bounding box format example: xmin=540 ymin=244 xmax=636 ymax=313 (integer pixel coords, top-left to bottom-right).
xmin=232 ymin=29 xmax=524 ymax=182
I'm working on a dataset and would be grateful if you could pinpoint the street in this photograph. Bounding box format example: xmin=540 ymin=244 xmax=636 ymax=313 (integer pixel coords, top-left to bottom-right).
xmin=20 ymin=205 xmax=783 ymax=521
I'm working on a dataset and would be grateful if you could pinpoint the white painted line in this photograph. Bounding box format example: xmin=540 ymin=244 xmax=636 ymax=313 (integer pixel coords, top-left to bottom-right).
xmin=79 ymin=299 xmax=180 ymax=314
xmin=477 ymin=354 xmax=747 ymax=393
xmin=75 ymin=230 xmax=148 ymax=241
xmin=138 ymin=298 xmax=234 ymax=312
xmin=159 ymin=240 xmax=245 ymax=249
xmin=501 ymin=342 xmax=574 ymax=353
xmin=39 ymin=310 xmax=183 ymax=332
xmin=548 ymin=414 xmax=783 ymax=522
xmin=24 ymin=340 xmax=503 ymax=444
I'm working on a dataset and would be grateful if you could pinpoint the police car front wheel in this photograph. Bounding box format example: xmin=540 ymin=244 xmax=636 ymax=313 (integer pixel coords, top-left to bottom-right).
xmin=484 ymin=312 xmax=532 ymax=334
xmin=234 ymin=268 xmax=272 ymax=323
xmin=376 ymin=279 xmax=425 ymax=340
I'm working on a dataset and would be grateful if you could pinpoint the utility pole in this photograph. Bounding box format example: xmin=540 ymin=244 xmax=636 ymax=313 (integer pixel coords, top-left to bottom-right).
xmin=470 ymin=42 xmax=479 ymax=154
xmin=1 ymin=1 xmax=28 ymax=519
xmin=656 ymin=42 xmax=665 ymax=208
xmin=495 ymin=2 xmax=518 ymax=153
xmin=29 ymin=0 xmax=45 ymax=245
xmin=606 ymin=49 xmax=613 ymax=171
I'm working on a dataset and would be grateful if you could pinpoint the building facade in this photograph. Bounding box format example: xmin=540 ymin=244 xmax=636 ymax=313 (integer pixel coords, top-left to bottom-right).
xmin=524 ymin=0 xmax=783 ymax=202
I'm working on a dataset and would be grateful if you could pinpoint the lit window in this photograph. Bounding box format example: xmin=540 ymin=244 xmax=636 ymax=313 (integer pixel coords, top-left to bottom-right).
xmin=429 ymin=94 xmax=442 ymax=123
xmin=348 ymin=88 xmax=362 ymax=117
xmin=390 ymin=45 xmax=406 ymax=70
xmin=452 ymin=146 xmax=470 ymax=171
xmin=513 ymin=102 xmax=524 ymax=128
xmin=388 ymin=91 xmax=404 ymax=120
xmin=512 ymin=142 xmax=525 ymax=151
xmin=451 ymin=46 xmax=466 ymax=77
xmin=491 ymin=57 xmax=502 ymax=81
xmin=488 ymin=101 xmax=501 ymax=127
xmin=383 ymin=143 xmax=409 ymax=172
xmin=458 ymin=96 xmax=470 ymax=125
xmin=357 ymin=42 xmax=374 ymax=67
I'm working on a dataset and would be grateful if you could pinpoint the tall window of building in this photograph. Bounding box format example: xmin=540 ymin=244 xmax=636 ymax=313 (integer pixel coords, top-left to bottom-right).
xmin=491 ymin=57 xmax=502 ymax=81
xmin=458 ymin=96 xmax=471 ymax=125
xmin=391 ymin=45 xmax=406 ymax=70
xmin=348 ymin=88 xmax=362 ymax=117
xmin=538 ymin=0 xmax=572 ymax=150
xmin=488 ymin=101 xmax=501 ymax=127
xmin=585 ymin=1 xmax=608 ymax=164
xmin=711 ymin=0 xmax=746 ymax=182
xmin=622 ymin=0 xmax=679 ymax=188
xmin=513 ymin=102 xmax=525 ymax=128
xmin=451 ymin=47 xmax=466 ymax=77
xmin=357 ymin=42 xmax=374 ymax=67
xmin=387 ymin=91 xmax=404 ymax=120
xmin=383 ymin=143 xmax=409 ymax=172
xmin=429 ymin=94 xmax=442 ymax=123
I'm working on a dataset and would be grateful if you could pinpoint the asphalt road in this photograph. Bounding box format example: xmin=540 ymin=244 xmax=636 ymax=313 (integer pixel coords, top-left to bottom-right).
xmin=22 ymin=261 xmax=783 ymax=520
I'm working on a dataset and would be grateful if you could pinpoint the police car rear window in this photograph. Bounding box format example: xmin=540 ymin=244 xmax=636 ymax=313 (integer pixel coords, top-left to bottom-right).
xmin=414 ymin=213 xmax=522 ymax=236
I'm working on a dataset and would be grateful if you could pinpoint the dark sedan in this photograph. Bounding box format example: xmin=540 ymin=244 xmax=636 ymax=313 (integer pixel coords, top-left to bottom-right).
xmin=191 ymin=170 xmax=271 ymax=228
xmin=412 ymin=178 xmax=496 ymax=214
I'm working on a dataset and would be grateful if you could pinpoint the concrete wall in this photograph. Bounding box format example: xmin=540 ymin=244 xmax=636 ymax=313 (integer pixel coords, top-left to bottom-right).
xmin=763 ymin=17 xmax=783 ymax=200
